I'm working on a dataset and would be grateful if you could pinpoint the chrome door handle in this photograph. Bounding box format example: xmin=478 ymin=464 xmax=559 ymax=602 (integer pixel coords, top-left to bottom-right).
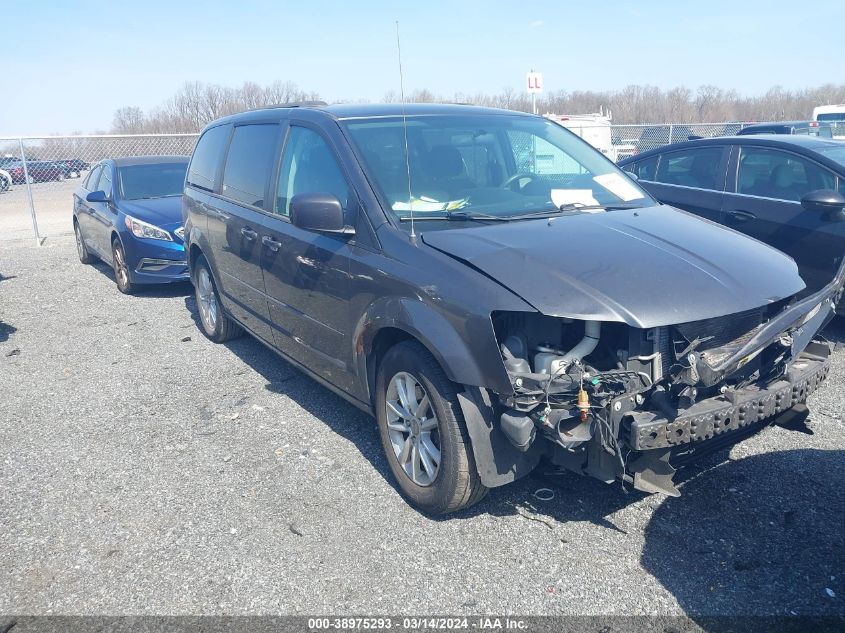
xmin=262 ymin=235 xmax=281 ymax=252
xmin=240 ymin=227 xmax=258 ymax=241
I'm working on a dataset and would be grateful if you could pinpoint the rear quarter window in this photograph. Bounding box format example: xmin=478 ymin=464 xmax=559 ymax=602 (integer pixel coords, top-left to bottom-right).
xmin=623 ymin=155 xmax=658 ymax=181
xmin=187 ymin=125 xmax=230 ymax=192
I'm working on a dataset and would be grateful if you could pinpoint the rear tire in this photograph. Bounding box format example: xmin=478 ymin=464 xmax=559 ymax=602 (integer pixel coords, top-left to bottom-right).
xmin=74 ymin=221 xmax=94 ymax=264
xmin=111 ymin=239 xmax=136 ymax=294
xmin=375 ymin=340 xmax=487 ymax=514
xmin=193 ymin=255 xmax=242 ymax=342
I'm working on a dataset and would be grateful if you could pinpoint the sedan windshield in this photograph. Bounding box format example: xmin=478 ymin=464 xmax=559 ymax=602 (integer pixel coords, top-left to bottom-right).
xmin=343 ymin=114 xmax=653 ymax=229
xmin=118 ymin=162 xmax=188 ymax=200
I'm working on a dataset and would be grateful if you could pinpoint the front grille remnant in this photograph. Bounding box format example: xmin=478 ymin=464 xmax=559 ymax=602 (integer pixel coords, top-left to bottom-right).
xmin=674 ymin=306 xmax=765 ymax=360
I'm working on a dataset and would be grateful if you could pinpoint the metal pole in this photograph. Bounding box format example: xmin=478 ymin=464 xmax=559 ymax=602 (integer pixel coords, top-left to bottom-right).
xmin=19 ymin=138 xmax=41 ymax=245
xmin=668 ymin=123 xmax=674 ymax=146
xmin=532 ymin=92 xmax=536 ymax=115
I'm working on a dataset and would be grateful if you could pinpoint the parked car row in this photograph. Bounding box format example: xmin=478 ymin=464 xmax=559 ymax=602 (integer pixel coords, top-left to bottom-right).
xmin=0 ymin=155 xmax=90 ymax=185
xmin=72 ymin=103 xmax=844 ymax=516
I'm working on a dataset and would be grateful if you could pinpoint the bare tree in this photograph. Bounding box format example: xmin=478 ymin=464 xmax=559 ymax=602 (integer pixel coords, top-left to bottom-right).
xmin=111 ymin=80 xmax=845 ymax=133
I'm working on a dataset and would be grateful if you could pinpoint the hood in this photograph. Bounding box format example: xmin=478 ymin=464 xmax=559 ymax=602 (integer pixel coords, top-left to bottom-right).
xmin=421 ymin=205 xmax=806 ymax=328
xmin=117 ymin=196 xmax=183 ymax=229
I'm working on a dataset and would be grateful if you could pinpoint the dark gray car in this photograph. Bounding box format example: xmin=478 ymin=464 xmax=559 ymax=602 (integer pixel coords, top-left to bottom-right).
xmin=183 ymin=104 xmax=842 ymax=514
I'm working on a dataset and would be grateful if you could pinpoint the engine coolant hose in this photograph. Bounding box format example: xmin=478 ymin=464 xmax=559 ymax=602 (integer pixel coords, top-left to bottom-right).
xmin=561 ymin=321 xmax=601 ymax=365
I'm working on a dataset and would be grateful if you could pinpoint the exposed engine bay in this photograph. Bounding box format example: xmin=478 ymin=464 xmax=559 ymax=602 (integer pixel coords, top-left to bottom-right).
xmin=491 ymin=279 xmax=842 ymax=496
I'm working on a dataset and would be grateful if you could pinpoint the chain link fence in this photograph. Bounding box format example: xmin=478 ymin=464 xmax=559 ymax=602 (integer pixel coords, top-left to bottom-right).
xmin=0 ymin=134 xmax=197 ymax=241
xmin=1 ymin=122 xmax=841 ymax=242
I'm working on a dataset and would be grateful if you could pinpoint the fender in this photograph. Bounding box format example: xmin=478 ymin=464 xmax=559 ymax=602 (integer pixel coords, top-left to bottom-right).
xmin=354 ymin=295 xmax=513 ymax=402
xmin=353 ymin=297 xmax=539 ymax=488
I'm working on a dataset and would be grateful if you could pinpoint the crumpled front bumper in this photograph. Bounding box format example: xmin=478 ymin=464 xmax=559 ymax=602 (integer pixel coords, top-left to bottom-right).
xmin=627 ymin=341 xmax=831 ymax=451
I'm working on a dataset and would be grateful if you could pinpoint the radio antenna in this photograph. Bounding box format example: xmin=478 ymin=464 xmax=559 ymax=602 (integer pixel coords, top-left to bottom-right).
xmin=395 ymin=20 xmax=415 ymax=242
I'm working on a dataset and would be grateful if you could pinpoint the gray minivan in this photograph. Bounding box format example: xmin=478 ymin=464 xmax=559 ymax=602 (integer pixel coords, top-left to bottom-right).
xmin=182 ymin=103 xmax=840 ymax=514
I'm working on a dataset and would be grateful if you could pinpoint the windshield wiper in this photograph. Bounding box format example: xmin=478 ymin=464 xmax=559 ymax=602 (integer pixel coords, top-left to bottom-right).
xmin=557 ymin=203 xmax=643 ymax=212
xmin=396 ymin=203 xmax=645 ymax=223
xmin=397 ymin=210 xmax=509 ymax=222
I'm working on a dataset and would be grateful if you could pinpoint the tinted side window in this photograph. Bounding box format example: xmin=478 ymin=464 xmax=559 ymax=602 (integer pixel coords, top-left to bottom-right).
xmin=187 ymin=125 xmax=230 ymax=191
xmin=275 ymin=126 xmax=351 ymax=216
xmin=221 ymin=124 xmax=280 ymax=208
xmin=654 ymin=146 xmax=723 ymax=190
xmin=85 ymin=165 xmax=103 ymax=190
xmin=737 ymin=147 xmax=836 ymax=202
xmin=98 ymin=165 xmax=113 ymax=196
xmin=624 ymin=155 xmax=658 ymax=181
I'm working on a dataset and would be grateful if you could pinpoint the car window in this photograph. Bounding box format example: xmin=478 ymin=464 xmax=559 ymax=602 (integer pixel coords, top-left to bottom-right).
xmin=274 ymin=126 xmax=351 ymax=217
xmin=624 ymin=155 xmax=658 ymax=181
xmin=98 ymin=165 xmax=113 ymax=196
xmin=221 ymin=124 xmax=281 ymax=208
xmin=653 ymin=146 xmax=723 ymax=190
xmin=187 ymin=125 xmax=230 ymax=191
xmin=737 ymin=147 xmax=836 ymax=202
xmin=85 ymin=165 xmax=103 ymax=190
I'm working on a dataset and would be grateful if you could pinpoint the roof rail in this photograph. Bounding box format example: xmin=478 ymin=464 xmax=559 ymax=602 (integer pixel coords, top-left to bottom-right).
xmin=266 ymin=101 xmax=328 ymax=109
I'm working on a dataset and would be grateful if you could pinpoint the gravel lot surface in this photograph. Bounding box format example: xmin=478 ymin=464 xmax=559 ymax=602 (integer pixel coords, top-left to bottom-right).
xmin=0 ymin=236 xmax=843 ymax=617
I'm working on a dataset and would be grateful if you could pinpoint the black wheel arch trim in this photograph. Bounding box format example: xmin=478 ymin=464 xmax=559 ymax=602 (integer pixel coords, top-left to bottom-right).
xmin=457 ymin=386 xmax=543 ymax=488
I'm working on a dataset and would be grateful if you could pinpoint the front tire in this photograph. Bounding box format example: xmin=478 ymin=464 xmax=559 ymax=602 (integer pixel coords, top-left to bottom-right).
xmin=193 ymin=255 xmax=242 ymax=342
xmin=111 ymin=239 xmax=136 ymax=294
xmin=376 ymin=341 xmax=487 ymax=514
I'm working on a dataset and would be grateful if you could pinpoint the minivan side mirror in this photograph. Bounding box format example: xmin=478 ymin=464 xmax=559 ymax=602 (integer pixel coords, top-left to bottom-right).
xmin=290 ymin=192 xmax=355 ymax=235
xmin=801 ymin=189 xmax=845 ymax=219
xmin=85 ymin=190 xmax=108 ymax=203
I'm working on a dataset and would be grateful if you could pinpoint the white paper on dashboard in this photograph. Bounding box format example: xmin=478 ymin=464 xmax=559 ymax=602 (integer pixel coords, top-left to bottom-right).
xmin=593 ymin=173 xmax=645 ymax=202
xmin=551 ymin=189 xmax=599 ymax=210
xmin=392 ymin=196 xmax=469 ymax=212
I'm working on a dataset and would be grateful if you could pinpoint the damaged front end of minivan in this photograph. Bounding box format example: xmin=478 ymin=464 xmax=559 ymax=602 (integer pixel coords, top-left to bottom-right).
xmin=488 ymin=265 xmax=844 ymax=496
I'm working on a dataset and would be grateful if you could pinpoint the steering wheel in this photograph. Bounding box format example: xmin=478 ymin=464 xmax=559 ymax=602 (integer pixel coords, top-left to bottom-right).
xmin=501 ymin=173 xmax=537 ymax=191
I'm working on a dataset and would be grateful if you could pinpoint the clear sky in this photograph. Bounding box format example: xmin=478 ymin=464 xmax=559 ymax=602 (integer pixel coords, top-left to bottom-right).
xmin=2 ymin=0 xmax=842 ymax=136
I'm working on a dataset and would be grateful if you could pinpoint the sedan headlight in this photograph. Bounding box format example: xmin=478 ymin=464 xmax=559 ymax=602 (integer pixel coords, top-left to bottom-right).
xmin=124 ymin=215 xmax=172 ymax=241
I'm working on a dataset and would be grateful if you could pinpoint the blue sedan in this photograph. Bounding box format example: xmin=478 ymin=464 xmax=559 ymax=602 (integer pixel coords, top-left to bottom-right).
xmin=72 ymin=156 xmax=189 ymax=293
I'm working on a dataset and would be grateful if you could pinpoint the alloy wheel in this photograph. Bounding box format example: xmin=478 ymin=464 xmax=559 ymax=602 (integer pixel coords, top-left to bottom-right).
xmin=385 ymin=371 xmax=441 ymax=486
xmin=113 ymin=244 xmax=129 ymax=288
xmin=74 ymin=224 xmax=85 ymax=259
xmin=196 ymin=266 xmax=218 ymax=332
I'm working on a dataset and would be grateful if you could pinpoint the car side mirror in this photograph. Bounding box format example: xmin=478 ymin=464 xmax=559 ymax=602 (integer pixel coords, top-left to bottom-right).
xmin=290 ymin=192 xmax=355 ymax=235
xmin=86 ymin=190 xmax=108 ymax=203
xmin=626 ymin=170 xmax=639 ymax=181
xmin=801 ymin=189 xmax=845 ymax=220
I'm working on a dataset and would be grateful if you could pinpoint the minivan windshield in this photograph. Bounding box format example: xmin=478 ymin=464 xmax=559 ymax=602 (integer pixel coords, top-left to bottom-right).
xmin=343 ymin=114 xmax=653 ymax=228
xmin=118 ymin=162 xmax=188 ymax=200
